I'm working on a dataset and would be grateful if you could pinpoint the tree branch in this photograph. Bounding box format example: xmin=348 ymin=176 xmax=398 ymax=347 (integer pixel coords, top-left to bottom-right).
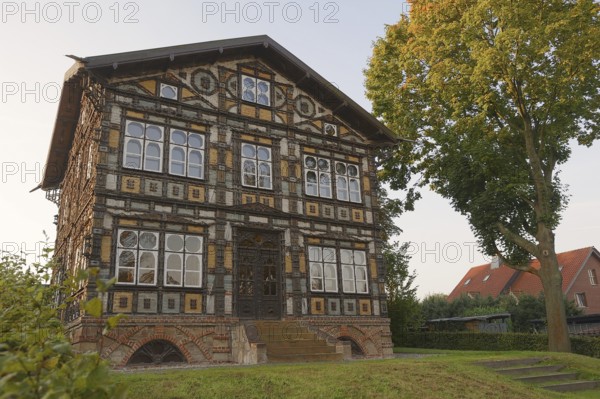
xmin=496 ymin=222 xmax=539 ymax=256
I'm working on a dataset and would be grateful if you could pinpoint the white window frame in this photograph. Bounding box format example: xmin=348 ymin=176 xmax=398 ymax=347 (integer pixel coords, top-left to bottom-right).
xmin=575 ymin=292 xmax=588 ymax=308
xmin=168 ymin=129 xmax=205 ymax=179
xmin=241 ymin=142 xmax=272 ymax=190
xmin=116 ymin=229 xmax=159 ymax=286
xmin=164 ymin=234 xmax=203 ymax=288
xmin=303 ymin=155 xmax=332 ymax=199
xmin=335 ymin=161 xmax=361 ymax=203
xmin=589 ymin=269 xmax=598 ymax=286
xmin=240 ymin=74 xmax=271 ymax=106
xmin=123 ymin=120 xmax=164 ymax=173
xmin=308 ymin=246 xmax=338 ymax=293
xmin=159 ymin=83 xmax=178 ymax=100
xmin=341 ymin=249 xmax=368 ymax=294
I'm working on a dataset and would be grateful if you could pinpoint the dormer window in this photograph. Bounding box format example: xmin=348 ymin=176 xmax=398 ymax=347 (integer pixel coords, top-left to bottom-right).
xmin=464 ymin=278 xmax=471 ymax=285
xmin=159 ymin=83 xmax=178 ymax=100
xmin=483 ymin=274 xmax=490 ymax=282
xmin=241 ymin=74 xmax=270 ymax=106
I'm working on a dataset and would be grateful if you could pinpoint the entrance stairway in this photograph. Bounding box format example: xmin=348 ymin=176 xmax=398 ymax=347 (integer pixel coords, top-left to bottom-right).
xmin=249 ymin=321 xmax=344 ymax=363
xmin=475 ymin=357 xmax=600 ymax=393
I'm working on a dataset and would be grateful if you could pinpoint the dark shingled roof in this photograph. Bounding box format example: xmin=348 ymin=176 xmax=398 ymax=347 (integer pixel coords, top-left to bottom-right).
xmin=41 ymin=35 xmax=398 ymax=189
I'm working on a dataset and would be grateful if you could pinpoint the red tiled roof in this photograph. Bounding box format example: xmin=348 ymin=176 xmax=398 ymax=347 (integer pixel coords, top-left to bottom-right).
xmin=510 ymin=247 xmax=593 ymax=295
xmin=448 ymin=247 xmax=595 ymax=300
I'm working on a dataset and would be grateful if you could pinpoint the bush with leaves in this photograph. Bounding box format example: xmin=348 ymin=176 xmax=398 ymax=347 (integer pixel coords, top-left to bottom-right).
xmin=0 ymin=249 xmax=125 ymax=399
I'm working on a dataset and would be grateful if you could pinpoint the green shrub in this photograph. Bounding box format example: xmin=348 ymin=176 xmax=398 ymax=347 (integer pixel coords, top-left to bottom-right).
xmin=395 ymin=331 xmax=600 ymax=358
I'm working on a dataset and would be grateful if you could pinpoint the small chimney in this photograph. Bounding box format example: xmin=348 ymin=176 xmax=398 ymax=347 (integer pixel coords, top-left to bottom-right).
xmin=491 ymin=256 xmax=500 ymax=269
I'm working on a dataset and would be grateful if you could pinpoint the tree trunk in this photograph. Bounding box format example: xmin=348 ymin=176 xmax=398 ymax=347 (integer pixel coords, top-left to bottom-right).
xmin=537 ymin=242 xmax=571 ymax=352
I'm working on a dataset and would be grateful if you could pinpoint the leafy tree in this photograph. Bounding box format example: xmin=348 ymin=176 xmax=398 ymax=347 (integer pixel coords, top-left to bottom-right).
xmin=365 ymin=0 xmax=599 ymax=352
xmin=377 ymin=187 xmax=420 ymax=333
xmin=0 ymin=250 xmax=125 ymax=398
xmin=419 ymin=294 xmax=451 ymax=321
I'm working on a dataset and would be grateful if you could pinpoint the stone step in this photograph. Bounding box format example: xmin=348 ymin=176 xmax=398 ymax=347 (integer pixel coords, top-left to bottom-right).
xmin=266 ymin=344 xmax=337 ymax=355
xmin=515 ymin=372 xmax=579 ymax=384
xmin=497 ymin=365 xmax=564 ymax=376
xmin=543 ymin=380 xmax=600 ymax=392
xmin=266 ymin=352 xmax=344 ymax=363
xmin=475 ymin=357 xmax=545 ymax=369
xmin=265 ymin=339 xmax=331 ymax=349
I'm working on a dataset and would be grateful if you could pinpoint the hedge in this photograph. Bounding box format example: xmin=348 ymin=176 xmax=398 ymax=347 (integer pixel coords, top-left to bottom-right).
xmin=395 ymin=331 xmax=600 ymax=358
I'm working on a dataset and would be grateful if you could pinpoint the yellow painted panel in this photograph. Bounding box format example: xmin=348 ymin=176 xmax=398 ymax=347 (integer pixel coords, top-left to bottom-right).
xmin=340 ymin=126 xmax=349 ymax=135
xmin=119 ymin=219 xmax=138 ymax=226
xmin=191 ymin=123 xmax=206 ymax=132
xmin=224 ymin=99 xmax=236 ymax=111
xmin=303 ymin=147 xmax=316 ymax=154
xmin=311 ymin=297 xmax=325 ymax=315
xmin=209 ymin=148 xmax=218 ymax=166
xmin=257 ymin=71 xmax=270 ymax=80
xmin=347 ymin=155 xmax=360 ymax=163
xmin=285 ymin=255 xmax=292 ymax=273
xmin=225 ymin=150 xmax=233 ymax=168
xmin=241 ymin=67 xmax=254 ymax=75
xmin=307 ymin=237 xmax=321 ymax=244
xmin=126 ymin=110 xmax=144 ymax=119
xmin=359 ymin=299 xmax=372 ymax=315
xmin=242 ymin=194 xmax=256 ymax=204
xmin=315 ymin=120 xmax=323 ymax=128
xmin=120 ymin=176 xmax=140 ymax=193
xmin=207 ymin=244 xmax=216 ymax=268
xmin=306 ymin=202 xmax=319 ymax=216
xmin=295 ymin=164 xmax=301 ymax=179
xmin=299 ymin=253 xmax=306 ymax=273
xmin=277 ymin=112 xmax=288 ymax=124
xmin=181 ymin=87 xmax=195 ymax=99
xmin=113 ymin=292 xmax=133 ymax=313
xmin=354 ymin=242 xmax=367 ymax=249
xmin=108 ymin=129 xmax=120 ymax=149
xmin=257 ymin=137 xmax=272 ymax=145
xmin=138 ymin=80 xmax=156 ymax=94
xmin=241 ymin=104 xmax=255 ymax=118
xmin=259 ymin=196 xmax=274 ymax=207
xmin=225 ymin=246 xmax=233 ymax=270
xmin=100 ymin=236 xmax=112 ymax=263
xmin=259 ymin=108 xmax=271 ymax=121
xmin=188 ymin=225 xmax=205 ymax=233
xmin=370 ymin=259 xmax=378 ymax=279
xmin=188 ymin=185 xmax=205 ymax=202
xmin=185 ymin=293 xmax=202 ymax=313
xmin=363 ymin=176 xmax=371 ymax=192
xmin=280 ymin=160 xmax=289 ymax=177
xmin=241 ymin=134 xmax=255 ymax=142
xmin=352 ymin=209 xmax=364 ymax=223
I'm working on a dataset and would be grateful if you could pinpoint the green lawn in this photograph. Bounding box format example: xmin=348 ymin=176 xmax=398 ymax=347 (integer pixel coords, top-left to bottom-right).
xmin=115 ymin=350 xmax=600 ymax=399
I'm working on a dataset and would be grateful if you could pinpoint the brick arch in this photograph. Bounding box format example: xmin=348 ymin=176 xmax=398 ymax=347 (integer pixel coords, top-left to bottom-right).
xmin=120 ymin=334 xmax=193 ymax=367
xmin=326 ymin=325 xmax=376 ymax=357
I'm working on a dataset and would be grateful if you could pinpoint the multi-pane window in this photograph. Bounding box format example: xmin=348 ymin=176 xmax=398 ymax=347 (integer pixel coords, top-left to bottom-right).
xmin=335 ymin=162 xmax=361 ymax=203
xmin=308 ymin=246 xmax=338 ymax=292
xmin=164 ymin=234 xmax=203 ymax=287
xmin=575 ymin=292 xmax=588 ymax=308
xmin=169 ymin=129 xmax=205 ymax=179
xmin=340 ymin=249 xmax=368 ymax=294
xmin=589 ymin=269 xmax=598 ymax=286
xmin=116 ymin=229 xmax=159 ymax=285
xmin=304 ymin=156 xmax=332 ymax=198
xmin=241 ymin=143 xmax=272 ymax=189
xmin=123 ymin=120 xmax=164 ymax=172
xmin=241 ymin=74 xmax=270 ymax=106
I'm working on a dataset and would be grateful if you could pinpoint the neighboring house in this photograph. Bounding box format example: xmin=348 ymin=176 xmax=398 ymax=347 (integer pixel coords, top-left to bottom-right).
xmin=448 ymin=247 xmax=600 ymax=314
xmin=40 ymin=36 xmax=396 ymax=367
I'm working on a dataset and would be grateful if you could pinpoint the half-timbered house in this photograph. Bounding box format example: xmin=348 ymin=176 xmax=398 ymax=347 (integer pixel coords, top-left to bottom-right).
xmin=41 ymin=36 xmax=396 ymax=366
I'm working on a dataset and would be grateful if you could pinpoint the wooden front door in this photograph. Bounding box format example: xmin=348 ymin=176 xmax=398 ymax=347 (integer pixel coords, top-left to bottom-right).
xmin=236 ymin=230 xmax=281 ymax=319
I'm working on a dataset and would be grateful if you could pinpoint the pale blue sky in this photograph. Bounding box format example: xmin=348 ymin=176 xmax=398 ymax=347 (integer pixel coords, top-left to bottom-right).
xmin=0 ymin=0 xmax=598 ymax=298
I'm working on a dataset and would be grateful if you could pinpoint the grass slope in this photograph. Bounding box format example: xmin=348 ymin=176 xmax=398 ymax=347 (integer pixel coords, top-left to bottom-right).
xmin=115 ymin=350 xmax=600 ymax=399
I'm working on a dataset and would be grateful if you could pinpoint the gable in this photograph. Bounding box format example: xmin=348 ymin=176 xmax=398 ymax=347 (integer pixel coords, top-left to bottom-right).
xmin=108 ymin=56 xmax=369 ymax=145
